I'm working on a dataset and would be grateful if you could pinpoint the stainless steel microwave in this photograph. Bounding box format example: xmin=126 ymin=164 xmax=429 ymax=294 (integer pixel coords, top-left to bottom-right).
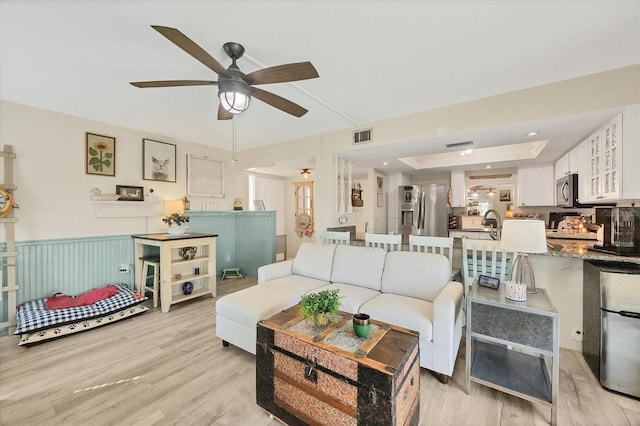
xmin=556 ymin=174 xmax=579 ymax=207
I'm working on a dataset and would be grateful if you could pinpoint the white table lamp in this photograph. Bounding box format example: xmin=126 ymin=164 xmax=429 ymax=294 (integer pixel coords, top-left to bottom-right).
xmin=500 ymin=219 xmax=548 ymax=294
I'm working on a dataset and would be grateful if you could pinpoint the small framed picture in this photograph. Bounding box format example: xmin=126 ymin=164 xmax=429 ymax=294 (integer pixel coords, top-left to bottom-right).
xmin=254 ymin=200 xmax=266 ymax=210
xmin=499 ymin=190 xmax=512 ymax=202
xmin=116 ymin=185 xmax=144 ymax=201
xmin=143 ymin=139 xmax=176 ymax=182
xmin=86 ymin=132 xmax=115 ymax=176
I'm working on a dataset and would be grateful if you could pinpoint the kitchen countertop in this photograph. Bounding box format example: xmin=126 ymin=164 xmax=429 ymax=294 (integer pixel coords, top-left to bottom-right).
xmin=542 ymin=238 xmax=640 ymax=264
xmin=349 ymin=232 xmax=639 ymax=264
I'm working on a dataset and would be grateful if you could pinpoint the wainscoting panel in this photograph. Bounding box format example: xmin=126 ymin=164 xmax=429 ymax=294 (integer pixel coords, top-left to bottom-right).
xmin=0 ymin=236 xmax=134 ymax=326
xmin=234 ymin=212 xmax=276 ymax=277
xmin=189 ymin=211 xmax=276 ymax=278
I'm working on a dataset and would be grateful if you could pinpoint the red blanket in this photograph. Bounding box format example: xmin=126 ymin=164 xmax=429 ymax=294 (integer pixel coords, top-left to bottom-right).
xmin=45 ymin=286 xmax=119 ymax=310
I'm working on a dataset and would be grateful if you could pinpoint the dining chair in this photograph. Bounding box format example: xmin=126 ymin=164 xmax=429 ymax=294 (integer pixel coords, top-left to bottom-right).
xmin=321 ymin=231 xmax=351 ymax=245
xmin=461 ymin=239 xmax=518 ymax=295
xmin=409 ymin=235 xmax=456 ymax=278
xmin=364 ymin=233 xmax=402 ymax=251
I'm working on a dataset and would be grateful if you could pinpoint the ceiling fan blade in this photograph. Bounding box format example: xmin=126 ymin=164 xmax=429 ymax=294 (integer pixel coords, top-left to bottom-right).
xmin=251 ymin=88 xmax=308 ymax=117
xmin=130 ymin=80 xmax=217 ymax=88
xmin=217 ymin=104 xmax=233 ymax=120
xmin=151 ymin=25 xmax=230 ymax=77
xmin=245 ymin=62 xmax=319 ymax=86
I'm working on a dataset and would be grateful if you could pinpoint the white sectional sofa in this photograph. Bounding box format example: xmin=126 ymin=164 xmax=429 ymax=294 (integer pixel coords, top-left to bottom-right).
xmin=215 ymin=242 xmax=464 ymax=382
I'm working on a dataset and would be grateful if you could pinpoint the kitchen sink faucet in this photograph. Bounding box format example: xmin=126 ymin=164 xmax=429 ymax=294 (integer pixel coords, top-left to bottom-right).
xmin=482 ymin=209 xmax=502 ymax=240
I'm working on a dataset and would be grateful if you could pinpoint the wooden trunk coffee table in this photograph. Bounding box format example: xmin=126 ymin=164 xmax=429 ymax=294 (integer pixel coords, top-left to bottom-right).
xmin=256 ymin=304 xmax=420 ymax=426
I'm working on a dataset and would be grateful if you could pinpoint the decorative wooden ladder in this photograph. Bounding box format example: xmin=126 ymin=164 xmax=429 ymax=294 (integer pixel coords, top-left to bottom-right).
xmin=1 ymin=145 xmax=19 ymax=330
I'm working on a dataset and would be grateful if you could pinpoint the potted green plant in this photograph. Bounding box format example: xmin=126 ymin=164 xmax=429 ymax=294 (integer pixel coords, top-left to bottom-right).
xmin=299 ymin=289 xmax=342 ymax=327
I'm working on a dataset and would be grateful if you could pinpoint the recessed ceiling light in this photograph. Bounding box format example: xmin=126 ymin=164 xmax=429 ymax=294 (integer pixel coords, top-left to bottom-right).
xmin=527 ymin=131 xmax=539 ymax=136
xmin=486 ymin=165 xmax=491 ymax=169
xmin=383 ymin=161 xmax=388 ymax=166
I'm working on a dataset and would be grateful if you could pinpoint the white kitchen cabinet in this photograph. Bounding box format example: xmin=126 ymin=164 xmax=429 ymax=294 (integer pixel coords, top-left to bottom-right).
xmin=450 ymin=170 xmax=466 ymax=208
xmin=554 ymin=153 xmax=568 ymax=181
xmin=577 ymin=138 xmax=590 ymax=204
xmin=554 ymin=146 xmax=580 ymax=181
xmin=585 ymin=114 xmax=625 ymax=202
xmin=517 ymin=164 xmax=555 ymax=207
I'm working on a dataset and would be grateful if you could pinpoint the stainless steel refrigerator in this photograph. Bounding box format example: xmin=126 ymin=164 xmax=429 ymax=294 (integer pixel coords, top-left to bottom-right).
xmin=398 ymin=184 xmax=448 ymax=243
xmin=583 ymin=260 xmax=640 ymax=399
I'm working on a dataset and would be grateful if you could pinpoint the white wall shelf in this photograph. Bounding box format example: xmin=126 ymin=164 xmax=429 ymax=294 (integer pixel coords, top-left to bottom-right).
xmin=91 ymin=200 xmax=161 ymax=218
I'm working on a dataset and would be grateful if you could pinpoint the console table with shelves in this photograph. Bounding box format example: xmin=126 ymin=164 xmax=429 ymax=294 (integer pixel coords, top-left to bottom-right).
xmin=132 ymin=233 xmax=217 ymax=313
xmin=466 ymin=283 xmax=559 ymax=425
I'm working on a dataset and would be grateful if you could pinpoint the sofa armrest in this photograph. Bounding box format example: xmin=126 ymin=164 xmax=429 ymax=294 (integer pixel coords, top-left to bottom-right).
xmin=258 ymin=259 xmax=294 ymax=284
xmin=432 ymin=281 xmax=464 ymax=375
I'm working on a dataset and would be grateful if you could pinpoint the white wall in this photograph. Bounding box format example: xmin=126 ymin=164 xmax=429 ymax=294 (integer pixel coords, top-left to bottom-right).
xmin=2 ymin=65 xmax=638 ymax=251
xmin=0 ymin=101 xmax=235 ymax=241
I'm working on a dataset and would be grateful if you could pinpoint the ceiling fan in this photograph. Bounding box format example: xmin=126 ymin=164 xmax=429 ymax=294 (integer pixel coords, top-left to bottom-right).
xmin=130 ymin=25 xmax=319 ymax=120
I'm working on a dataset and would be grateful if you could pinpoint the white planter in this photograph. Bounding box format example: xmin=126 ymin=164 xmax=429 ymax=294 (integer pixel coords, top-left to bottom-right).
xmin=167 ymin=225 xmax=189 ymax=236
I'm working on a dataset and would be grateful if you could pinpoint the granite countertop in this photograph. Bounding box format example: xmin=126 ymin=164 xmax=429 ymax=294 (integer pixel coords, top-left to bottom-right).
xmin=451 ymin=236 xmax=640 ymax=264
xmin=542 ymin=239 xmax=640 ymax=264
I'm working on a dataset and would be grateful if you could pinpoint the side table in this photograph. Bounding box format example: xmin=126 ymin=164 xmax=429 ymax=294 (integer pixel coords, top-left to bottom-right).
xmin=132 ymin=233 xmax=217 ymax=313
xmin=466 ymin=283 xmax=559 ymax=425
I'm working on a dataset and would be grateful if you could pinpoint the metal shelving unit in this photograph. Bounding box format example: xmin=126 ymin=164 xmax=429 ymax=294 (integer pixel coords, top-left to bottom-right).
xmin=466 ymin=283 xmax=559 ymax=425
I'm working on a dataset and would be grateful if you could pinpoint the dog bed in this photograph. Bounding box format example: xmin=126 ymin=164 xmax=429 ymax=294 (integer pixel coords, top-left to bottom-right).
xmin=14 ymin=283 xmax=148 ymax=346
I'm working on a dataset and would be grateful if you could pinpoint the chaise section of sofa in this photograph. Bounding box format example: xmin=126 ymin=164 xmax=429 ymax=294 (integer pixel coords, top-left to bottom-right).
xmin=215 ymin=243 xmax=336 ymax=354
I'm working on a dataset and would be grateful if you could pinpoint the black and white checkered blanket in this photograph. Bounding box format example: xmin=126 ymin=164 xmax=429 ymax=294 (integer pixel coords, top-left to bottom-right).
xmin=14 ymin=283 xmax=146 ymax=334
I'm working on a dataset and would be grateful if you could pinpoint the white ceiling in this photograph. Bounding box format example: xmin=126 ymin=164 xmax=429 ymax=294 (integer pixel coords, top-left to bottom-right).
xmin=1 ymin=1 xmax=638 ymax=177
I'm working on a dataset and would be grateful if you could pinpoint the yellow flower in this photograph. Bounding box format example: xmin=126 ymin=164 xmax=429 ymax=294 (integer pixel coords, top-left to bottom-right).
xmin=93 ymin=142 xmax=109 ymax=152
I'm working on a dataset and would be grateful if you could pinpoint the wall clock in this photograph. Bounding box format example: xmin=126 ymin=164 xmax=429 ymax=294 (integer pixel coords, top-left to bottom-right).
xmin=0 ymin=187 xmax=14 ymax=218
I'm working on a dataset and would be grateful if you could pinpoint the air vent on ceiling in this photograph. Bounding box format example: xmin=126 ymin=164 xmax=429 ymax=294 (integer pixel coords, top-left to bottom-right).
xmin=353 ymin=128 xmax=372 ymax=144
xmin=445 ymin=140 xmax=473 ymax=149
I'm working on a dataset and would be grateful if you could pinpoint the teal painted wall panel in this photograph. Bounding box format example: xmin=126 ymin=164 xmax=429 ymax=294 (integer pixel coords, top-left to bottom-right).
xmin=189 ymin=211 xmax=276 ymax=278
xmin=188 ymin=212 xmax=236 ymax=276
xmin=235 ymin=212 xmax=276 ymax=277
xmin=0 ymin=236 xmax=134 ymax=325
xmin=0 ymin=213 xmax=275 ymax=325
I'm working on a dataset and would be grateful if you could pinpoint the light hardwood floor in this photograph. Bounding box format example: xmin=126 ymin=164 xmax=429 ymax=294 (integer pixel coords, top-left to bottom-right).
xmin=1 ymin=278 xmax=638 ymax=426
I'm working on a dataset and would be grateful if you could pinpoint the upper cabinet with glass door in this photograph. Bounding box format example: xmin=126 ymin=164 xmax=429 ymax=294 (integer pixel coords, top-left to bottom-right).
xmin=585 ymin=114 xmax=622 ymax=202
xmin=294 ymin=181 xmax=314 ymax=233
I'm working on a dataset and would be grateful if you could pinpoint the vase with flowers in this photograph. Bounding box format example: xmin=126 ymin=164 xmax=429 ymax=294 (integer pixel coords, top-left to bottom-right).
xmin=163 ymin=212 xmax=190 ymax=236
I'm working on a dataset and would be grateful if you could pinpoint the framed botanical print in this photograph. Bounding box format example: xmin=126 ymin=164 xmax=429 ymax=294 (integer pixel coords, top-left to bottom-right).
xmin=143 ymin=139 xmax=176 ymax=182
xmin=86 ymin=132 xmax=115 ymax=176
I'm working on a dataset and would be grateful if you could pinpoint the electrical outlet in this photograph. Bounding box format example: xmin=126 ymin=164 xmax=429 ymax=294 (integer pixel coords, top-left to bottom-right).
xmin=118 ymin=264 xmax=131 ymax=274
xmin=571 ymin=327 xmax=583 ymax=342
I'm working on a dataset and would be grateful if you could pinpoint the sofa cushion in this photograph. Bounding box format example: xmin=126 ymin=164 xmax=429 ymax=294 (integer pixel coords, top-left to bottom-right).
xmin=381 ymin=251 xmax=450 ymax=302
xmin=292 ymin=243 xmax=336 ymax=282
xmin=330 ymin=245 xmax=386 ymax=291
xmin=306 ymin=283 xmax=381 ymax=314
xmin=217 ymin=276 xmax=328 ymax=328
xmin=359 ymin=293 xmax=434 ymax=341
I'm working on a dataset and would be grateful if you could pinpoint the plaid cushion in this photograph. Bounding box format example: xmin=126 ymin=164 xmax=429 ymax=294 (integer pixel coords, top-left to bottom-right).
xmin=14 ymin=283 xmax=147 ymax=335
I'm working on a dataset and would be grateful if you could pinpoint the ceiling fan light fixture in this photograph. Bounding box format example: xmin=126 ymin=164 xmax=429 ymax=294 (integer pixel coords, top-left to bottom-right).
xmin=218 ymin=80 xmax=251 ymax=114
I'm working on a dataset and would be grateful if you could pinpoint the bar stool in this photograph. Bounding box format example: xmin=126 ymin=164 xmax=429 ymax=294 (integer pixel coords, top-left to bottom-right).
xmin=139 ymin=255 xmax=160 ymax=308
